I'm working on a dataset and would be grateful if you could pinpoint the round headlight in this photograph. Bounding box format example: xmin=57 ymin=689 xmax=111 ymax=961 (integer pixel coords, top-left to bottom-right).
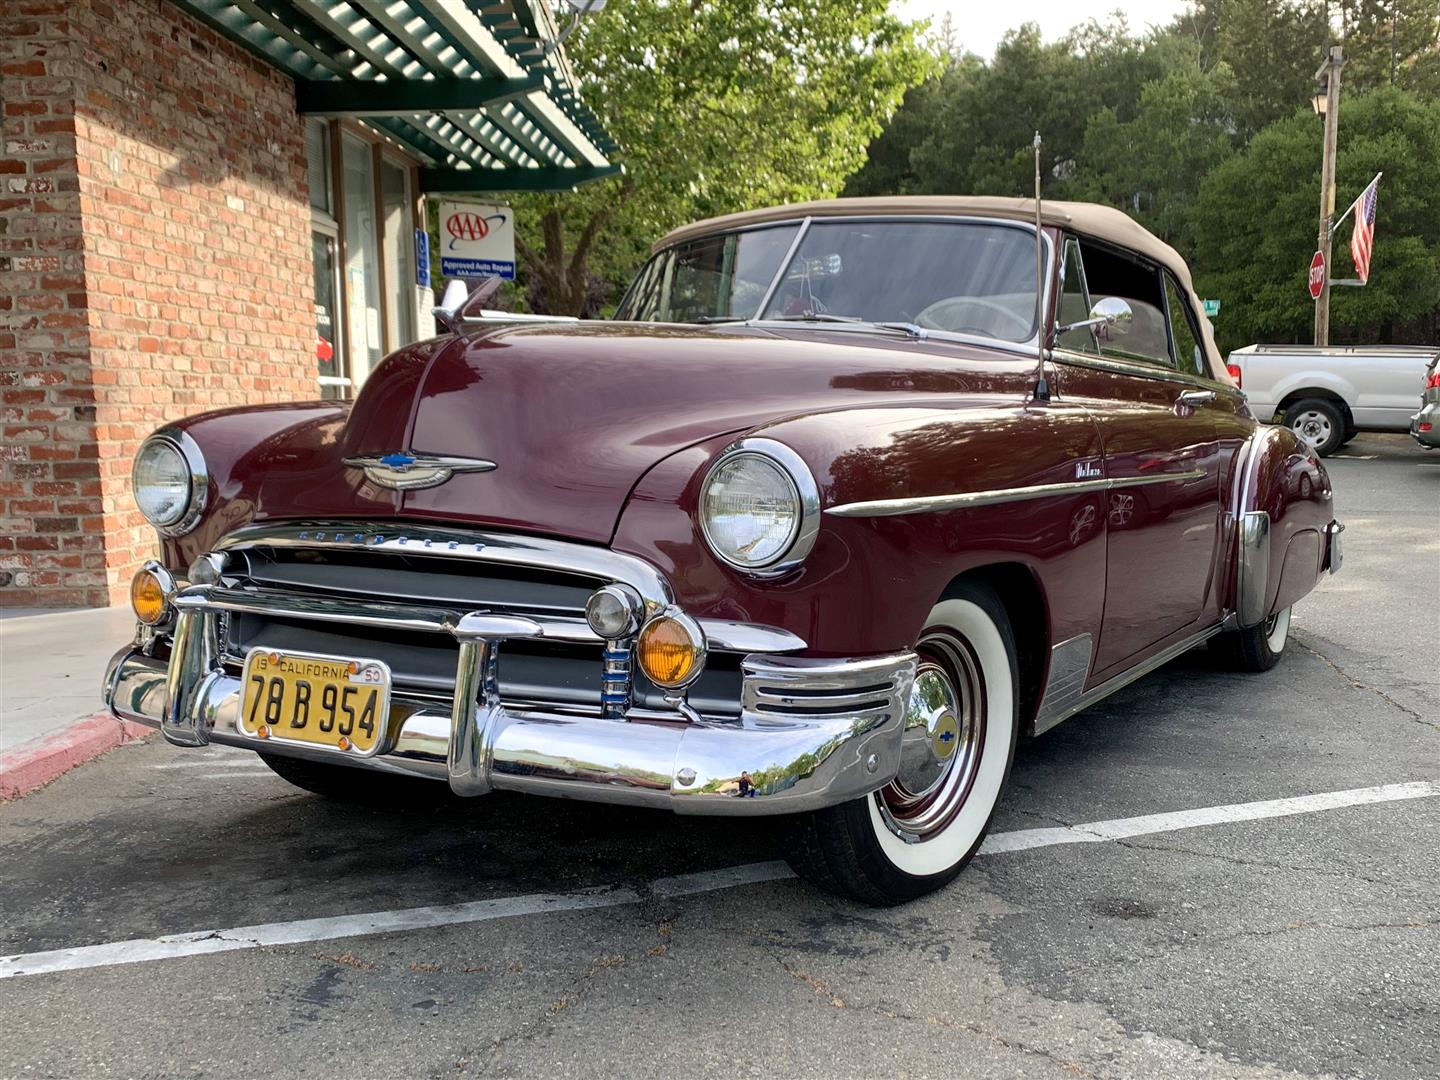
xmin=698 ymin=440 xmax=819 ymax=573
xmin=132 ymin=431 xmax=206 ymax=534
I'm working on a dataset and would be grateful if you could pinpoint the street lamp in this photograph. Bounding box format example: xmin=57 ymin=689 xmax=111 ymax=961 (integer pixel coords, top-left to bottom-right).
xmin=1313 ymin=46 xmax=1344 ymax=346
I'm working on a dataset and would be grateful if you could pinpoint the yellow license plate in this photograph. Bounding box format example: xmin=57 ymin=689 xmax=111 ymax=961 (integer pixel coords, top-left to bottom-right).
xmin=238 ymin=649 xmax=390 ymax=753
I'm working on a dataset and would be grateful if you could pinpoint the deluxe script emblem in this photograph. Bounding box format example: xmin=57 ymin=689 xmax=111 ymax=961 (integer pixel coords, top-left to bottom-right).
xmin=1075 ymin=460 xmax=1103 ymax=479
xmin=343 ymin=451 xmax=497 ymax=491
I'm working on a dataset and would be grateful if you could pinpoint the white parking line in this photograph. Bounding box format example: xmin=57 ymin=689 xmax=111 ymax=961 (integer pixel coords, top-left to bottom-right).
xmin=2 ymin=780 xmax=1435 ymax=980
xmin=154 ymin=758 xmax=263 ymax=769
xmin=190 ymin=771 xmax=276 ymax=780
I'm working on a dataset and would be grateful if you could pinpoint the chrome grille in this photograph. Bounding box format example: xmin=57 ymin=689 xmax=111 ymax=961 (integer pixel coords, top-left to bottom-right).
xmin=211 ymin=522 xmax=745 ymax=716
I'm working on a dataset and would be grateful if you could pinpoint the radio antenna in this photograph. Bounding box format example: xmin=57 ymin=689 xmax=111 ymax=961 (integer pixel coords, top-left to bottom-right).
xmin=1031 ymin=131 xmax=1050 ymax=402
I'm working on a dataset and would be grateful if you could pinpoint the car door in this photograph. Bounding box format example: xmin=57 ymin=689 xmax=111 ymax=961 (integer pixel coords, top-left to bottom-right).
xmin=1052 ymin=238 xmax=1227 ymax=675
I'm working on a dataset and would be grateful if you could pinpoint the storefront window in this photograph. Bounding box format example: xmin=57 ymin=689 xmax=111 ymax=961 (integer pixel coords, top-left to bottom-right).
xmin=305 ymin=122 xmax=422 ymax=397
xmin=341 ymin=132 xmax=383 ymax=387
xmin=381 ymin=158 xmax=416 ymax=351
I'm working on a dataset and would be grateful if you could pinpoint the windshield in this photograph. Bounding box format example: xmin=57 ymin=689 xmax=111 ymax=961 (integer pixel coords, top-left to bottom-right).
xmin=616 ymin=224 xmax=799 ymax=323
xmin=618 ymin=219 xmax=1041 ymax=342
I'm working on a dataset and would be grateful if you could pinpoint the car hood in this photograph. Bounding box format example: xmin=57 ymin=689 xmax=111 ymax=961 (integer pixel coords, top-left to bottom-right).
xmin=338 ymin=321 xmax=1021 ymax=543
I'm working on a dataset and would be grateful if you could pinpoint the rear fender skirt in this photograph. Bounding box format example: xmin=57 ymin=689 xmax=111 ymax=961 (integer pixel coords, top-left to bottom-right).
xmin=1273 ymin=529 xmax=1324 ymax=613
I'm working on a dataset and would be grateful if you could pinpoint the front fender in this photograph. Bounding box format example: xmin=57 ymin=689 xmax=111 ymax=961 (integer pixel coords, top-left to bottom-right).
xmin=612 ymin=401 xmax=1106 ymax=656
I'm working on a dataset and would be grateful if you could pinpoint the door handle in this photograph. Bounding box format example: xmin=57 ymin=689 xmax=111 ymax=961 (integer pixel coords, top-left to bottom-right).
xmin=1176 ymin=389 xmax=1216 ymax=409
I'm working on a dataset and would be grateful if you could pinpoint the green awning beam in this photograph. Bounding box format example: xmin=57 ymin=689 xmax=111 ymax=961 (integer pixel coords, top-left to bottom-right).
xmin=296 ymin=75 xmax=544 ymax=117
xmin=419 ymin=162 xmax=622 ymax=193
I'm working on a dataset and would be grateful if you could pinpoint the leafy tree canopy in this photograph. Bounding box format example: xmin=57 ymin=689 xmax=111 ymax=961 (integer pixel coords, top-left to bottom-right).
xmin=844 ymin=0 xmax=1440 ymax=348
xmin=510 ymin=0 xmax=935 ymax=314
xmin=1192 ymin=86 xmax=1440 ymax=351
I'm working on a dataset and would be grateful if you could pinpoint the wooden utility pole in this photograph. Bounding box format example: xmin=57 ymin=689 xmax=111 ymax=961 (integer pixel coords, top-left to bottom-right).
xmin=1314 ymin=45 xmax=1344 ymax=346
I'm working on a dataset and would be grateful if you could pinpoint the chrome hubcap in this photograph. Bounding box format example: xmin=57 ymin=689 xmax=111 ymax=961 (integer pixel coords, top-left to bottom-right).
xmin=1291 ymin=411 xmax=1332 ymax=448
xmin=880 ymin=634 xmax=985 ymax=841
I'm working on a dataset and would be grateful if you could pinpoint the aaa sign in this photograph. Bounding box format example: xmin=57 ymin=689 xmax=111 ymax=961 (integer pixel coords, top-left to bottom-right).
xmin=1308 ymin=250 xmax=1325 ymax=301
xmin=439 ymin=201 xmax=516 ymax=281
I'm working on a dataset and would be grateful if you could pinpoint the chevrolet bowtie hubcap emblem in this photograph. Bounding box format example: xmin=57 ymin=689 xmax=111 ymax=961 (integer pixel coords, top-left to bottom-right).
xmin=343 ymin=451 xmax=497 ymax=491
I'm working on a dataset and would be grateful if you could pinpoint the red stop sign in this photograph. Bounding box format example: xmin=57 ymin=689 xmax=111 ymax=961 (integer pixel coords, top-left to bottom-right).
xmin=1308 ymin=250 xmax=1326 ymax=300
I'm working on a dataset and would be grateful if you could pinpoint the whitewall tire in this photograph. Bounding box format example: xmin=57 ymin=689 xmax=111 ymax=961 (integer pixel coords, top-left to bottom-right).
xmin=780 ymin=582 xmax=1018 ymax=904
xmin=1211 ymin=605 xmax=1292 ymax=672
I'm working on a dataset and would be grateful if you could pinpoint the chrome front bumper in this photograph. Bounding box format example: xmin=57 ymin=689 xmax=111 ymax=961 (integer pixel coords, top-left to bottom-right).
xmin=105 ymin=588 xmax=916 ymax=816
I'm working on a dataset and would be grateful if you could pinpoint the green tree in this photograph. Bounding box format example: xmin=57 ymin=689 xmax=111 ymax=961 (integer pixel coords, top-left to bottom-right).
xmin=846 ymin=18 xmax=1183 ymax=199
xmin=1336 ymin=0 xmax=1440 ymax=95
xmin=511 ymin=0 xmax=934 ymax=314
xmin=1190 ymin=86 xmax=1440 ymax=351
xmin=1074 ymin=55 xmax=1238 ymax=247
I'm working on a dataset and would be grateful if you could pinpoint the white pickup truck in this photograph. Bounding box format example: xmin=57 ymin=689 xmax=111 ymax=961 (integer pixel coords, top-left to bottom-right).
xmin=1226 ymin=344 xmax=1440 ymax=456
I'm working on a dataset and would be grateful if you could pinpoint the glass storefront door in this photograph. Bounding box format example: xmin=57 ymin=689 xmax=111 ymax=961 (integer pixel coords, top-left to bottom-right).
xmin=306 ymin=121 xmax=423 ymax=398
xmin=381 ymin=157 xmax=416 ymax=351
xmin=341 ymin=132 xmax=384 ymax=388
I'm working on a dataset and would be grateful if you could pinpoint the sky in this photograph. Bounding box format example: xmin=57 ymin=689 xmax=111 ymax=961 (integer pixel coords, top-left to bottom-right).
xmin=895 ymin=0 xmax=1194 ymax=59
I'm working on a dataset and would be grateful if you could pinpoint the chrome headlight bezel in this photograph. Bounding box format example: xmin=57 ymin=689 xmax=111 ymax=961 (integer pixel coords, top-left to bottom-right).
xmin=698 ymin=438 xmax=821 ymax=576
xmin=132 ymin=428 xmax=208 ymax=536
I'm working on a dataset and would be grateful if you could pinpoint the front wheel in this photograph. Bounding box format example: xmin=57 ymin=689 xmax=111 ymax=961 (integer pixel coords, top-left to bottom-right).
xmin=1211 ymin=606 xmax=1291 ymax=672
xmin=780 ymin=583 xmax=1018 ymax=905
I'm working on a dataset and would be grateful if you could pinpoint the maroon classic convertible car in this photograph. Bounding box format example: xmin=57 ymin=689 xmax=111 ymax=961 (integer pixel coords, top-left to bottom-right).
xmin=108 ymin=197 xmax=1343 ymax=904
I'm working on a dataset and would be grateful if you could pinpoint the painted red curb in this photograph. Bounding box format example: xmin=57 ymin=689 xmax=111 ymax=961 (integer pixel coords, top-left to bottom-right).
xmin=0 ymin=712 xmax=152 ymax=802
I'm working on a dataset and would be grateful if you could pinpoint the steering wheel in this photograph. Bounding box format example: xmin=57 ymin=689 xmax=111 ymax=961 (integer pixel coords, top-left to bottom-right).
xmin=915 ymin=296 xmax=1033 ymax=337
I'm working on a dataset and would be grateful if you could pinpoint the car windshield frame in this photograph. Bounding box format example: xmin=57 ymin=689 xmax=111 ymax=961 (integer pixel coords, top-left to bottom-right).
xmin=617 ymin=215 xmax=1054 ymax=352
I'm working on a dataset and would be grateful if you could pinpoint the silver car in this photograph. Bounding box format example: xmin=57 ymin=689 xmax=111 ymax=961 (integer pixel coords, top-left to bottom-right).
xmin=1412 ymin=353 xmax=1440 ymax=448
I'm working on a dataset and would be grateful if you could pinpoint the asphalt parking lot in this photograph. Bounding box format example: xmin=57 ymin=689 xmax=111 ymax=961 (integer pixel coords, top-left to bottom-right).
xmin=1 ymin=433 xmax=1436 ymax=1080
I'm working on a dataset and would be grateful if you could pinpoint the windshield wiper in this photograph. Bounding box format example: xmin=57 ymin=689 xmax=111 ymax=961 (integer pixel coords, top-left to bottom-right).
xmin=771 ymin=312 xmax=864 ymax=324
xmin=769 ymin=313 xmax=923 ymax=339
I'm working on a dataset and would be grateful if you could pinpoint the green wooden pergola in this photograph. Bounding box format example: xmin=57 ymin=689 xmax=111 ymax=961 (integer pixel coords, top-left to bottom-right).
xmin=169 ymin=0 xmax=620 ymax=193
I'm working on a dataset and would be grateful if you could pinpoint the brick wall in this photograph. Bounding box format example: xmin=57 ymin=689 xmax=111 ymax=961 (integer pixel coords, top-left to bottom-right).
xmin=1 ymin=3 xmax=98 ymax=607
xmin=1 ymin=0 xmax=317 ymax=609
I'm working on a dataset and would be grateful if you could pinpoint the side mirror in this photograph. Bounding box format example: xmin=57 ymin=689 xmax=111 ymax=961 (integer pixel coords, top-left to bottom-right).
xmin=1056 ymin=296 xmax=1133 ymax=339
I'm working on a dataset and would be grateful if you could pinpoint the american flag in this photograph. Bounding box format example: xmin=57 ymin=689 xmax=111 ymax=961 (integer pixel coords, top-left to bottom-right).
xmin=1350 ymin=177 xmax=1379 ymax=284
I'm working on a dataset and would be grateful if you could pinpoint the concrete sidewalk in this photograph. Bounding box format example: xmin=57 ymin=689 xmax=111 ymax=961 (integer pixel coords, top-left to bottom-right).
xmin=0 ymin=605 xmax=138 ymax=752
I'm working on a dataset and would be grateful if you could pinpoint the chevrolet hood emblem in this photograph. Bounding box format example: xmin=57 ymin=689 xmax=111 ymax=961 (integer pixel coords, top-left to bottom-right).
xmin=343 ymin=452 xmax=497 ymax=491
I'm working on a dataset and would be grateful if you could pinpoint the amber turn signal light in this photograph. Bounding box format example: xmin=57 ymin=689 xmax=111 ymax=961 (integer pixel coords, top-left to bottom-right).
xmin=130 ymin=564 xmax=173 ymax=625
xmin=636 ymin=613 xmax=706 ymax=689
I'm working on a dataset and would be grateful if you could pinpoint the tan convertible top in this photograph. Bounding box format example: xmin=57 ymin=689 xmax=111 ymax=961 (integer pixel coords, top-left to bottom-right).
xmin=654 ymin=195 xmax=1197 ymax=293
xmin=652 ymin=195 xmax=1225 ymax=376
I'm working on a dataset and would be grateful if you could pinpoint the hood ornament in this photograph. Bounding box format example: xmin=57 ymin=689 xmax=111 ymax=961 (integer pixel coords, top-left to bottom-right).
xmin=343 ymin=451 xmax=497 ymax=491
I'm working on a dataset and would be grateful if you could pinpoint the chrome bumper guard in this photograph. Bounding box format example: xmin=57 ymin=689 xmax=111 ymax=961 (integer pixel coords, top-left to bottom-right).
xmin=105 ymin=586 xmax=916 ymax=816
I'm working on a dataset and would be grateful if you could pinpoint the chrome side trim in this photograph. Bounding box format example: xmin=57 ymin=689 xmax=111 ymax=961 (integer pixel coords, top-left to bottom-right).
xmin=1032 ymin=633 xmax=1092 ymax=735
xmin=1237 ymin=511 xmax=1271 ymax=628
xmin=825 ymin=470 xmax=1206 ymax=519
xmin=1051 ymin=347 xmax=1244 ymax=396
xmin=1032 ymin=623 xmax=1223 ymax=736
